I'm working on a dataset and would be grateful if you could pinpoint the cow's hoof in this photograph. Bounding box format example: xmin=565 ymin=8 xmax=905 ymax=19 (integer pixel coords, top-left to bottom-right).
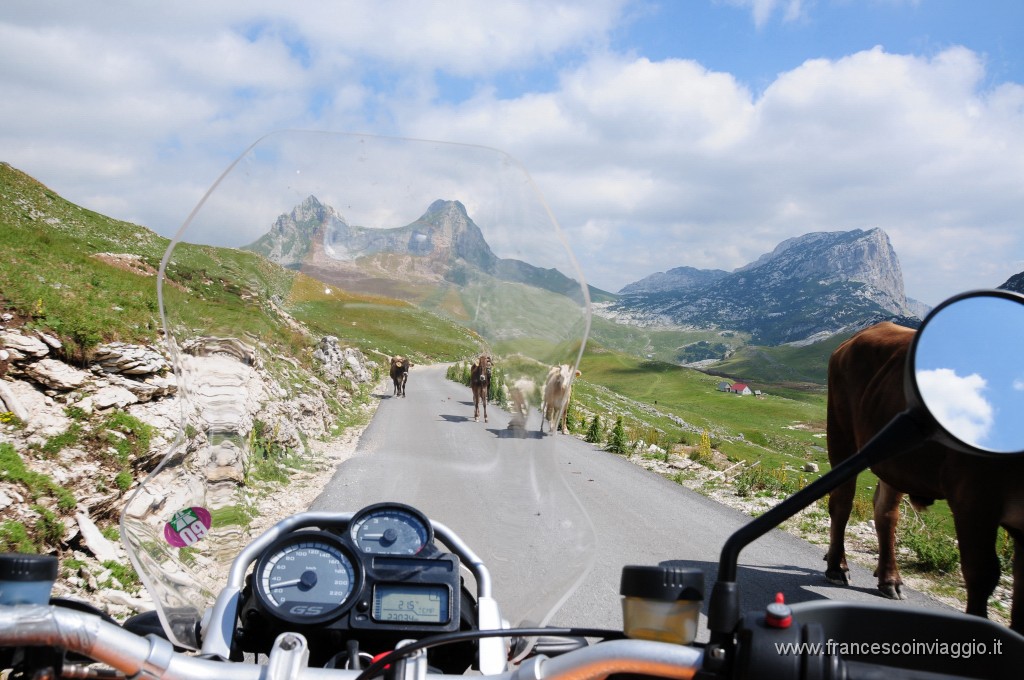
xmin=824 ymin=569 xmax=850 ymax=586
xmin=878 ymin=583 xmax=905 ymax=600
xmin=474 ymin=417 xmax=479 ymax=422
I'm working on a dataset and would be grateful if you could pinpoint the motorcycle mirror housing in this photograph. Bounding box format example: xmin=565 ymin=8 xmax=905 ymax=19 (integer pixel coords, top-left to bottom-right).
xmin=705 ymin=289 xmax=1024 ymax=655
xmin=907 ymin=289 xmax=1024 ymax=456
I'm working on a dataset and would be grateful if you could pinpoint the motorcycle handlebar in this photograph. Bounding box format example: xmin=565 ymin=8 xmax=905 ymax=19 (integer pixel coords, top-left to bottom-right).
xmin=1 ymin=603 xmax=1010 ymax=680
xmin=0 ymin=605 xmax=703 ymax=680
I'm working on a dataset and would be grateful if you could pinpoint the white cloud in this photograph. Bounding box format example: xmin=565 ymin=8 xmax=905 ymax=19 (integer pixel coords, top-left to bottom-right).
xmin=916 ymin=368 xmax=993 ymax=447
xmin=722 ymin=0 xmax=807 ymax=28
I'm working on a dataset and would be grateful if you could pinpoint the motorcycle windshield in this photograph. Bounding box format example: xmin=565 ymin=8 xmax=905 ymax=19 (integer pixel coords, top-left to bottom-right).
xmin=120 ymin=131 xmax=595 ymax=651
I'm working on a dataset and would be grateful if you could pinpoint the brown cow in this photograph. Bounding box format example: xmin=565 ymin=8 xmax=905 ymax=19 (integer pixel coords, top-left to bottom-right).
xmin=825 ymin=321 xmax=1024 ymax=632
xmin=470 ymin=355 xmax=492 ymax=422
xmin=389 ymin=356 xmax=412 ymax=397
xmin=541 ymin=364 xmax=581 ymax=434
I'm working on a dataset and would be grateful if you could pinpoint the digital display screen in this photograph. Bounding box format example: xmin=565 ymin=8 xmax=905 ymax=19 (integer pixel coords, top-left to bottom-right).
xmin=372 ymin=584 xmax=450 ymax=624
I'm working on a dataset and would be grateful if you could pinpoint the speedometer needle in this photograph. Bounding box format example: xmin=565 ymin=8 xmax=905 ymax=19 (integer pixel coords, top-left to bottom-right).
xmin=270 ymin=579 xmax=303 ymax=589
xmin=271 ymin=571 xmax=319 ymax=589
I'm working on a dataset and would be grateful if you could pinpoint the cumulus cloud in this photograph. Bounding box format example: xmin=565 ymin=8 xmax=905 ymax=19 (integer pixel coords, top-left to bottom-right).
xmin=916 ymin=368 xmax=993 ymax=447
xmin=409 ymin=47 xmax=1024 ymax=299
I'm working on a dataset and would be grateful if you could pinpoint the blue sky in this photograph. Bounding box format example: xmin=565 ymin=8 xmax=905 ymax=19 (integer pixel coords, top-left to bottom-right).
xmin=617 ymin=2 xmax=1024 ymax=89
xmin=2 ymin=1 xmax=1023 ymax=308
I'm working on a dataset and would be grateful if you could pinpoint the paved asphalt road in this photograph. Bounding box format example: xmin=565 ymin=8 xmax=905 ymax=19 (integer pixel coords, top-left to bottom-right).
xmin=311 ymin=364 xmax=952 ymax=640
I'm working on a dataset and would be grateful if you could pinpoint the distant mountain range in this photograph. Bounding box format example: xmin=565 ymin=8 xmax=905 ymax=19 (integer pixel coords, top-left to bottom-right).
xmin=246 ymin=195 xmax=1015 ymax=349
xmin=604 ymin=228 xmax=929 ymax=345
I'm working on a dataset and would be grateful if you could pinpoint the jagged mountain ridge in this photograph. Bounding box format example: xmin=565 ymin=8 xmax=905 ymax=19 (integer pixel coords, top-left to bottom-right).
xmin=245 ymin=196 xmax=608 ymax=303
xmin=245 ymin=197 xmax=496 ymax=269
xmin=618 ymin=265 xmax=729 ymax=295
xmin=611 ymin=228 xmax=919 ymax=345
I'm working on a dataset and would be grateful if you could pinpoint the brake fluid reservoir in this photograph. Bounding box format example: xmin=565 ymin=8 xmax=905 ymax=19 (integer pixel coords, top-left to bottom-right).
xmin=0 ymin=553 xmax=57 ymax=605
xmin=620 ymin=565 xmax=703 ymax=644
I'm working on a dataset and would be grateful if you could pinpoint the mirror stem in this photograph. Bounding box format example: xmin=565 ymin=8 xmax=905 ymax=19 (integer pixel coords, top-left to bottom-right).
xmin=707 ymin=408 xmax=933 ymax=640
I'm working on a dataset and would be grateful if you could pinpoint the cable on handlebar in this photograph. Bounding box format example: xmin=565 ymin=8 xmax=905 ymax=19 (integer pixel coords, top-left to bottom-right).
xmin=352 ymin=627 xmax=625 ymax=680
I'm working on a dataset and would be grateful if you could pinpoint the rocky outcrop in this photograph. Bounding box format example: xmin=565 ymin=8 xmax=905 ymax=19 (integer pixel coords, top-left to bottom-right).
xmin=314 ymin=335 xmax=376 ymax=385
xmin=0 ymin=322 xmax=377 ymax=619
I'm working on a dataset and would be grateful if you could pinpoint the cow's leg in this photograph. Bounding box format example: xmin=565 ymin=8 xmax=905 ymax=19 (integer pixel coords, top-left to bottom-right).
xmin=825 ymin=477 xmax=856 ymax=586
xmin=873 ymin=481 xmax=906 ymax=600
xmin=473 ymin=389 xmax=480 ymax=422
xmin=482 ymin=385 xmax=488 ymax=423
xmin=949 ymin=500 xmax=1000 ymax=620
xmin=1010 ymin=528 xmax=1023 ymax=633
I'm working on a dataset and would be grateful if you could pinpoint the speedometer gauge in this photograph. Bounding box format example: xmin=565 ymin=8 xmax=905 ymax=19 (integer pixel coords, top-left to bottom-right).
xmin=254 ymin=531 xmax=360 ymax=624
xmin=350 ymin=503 xmax=433 ymax=555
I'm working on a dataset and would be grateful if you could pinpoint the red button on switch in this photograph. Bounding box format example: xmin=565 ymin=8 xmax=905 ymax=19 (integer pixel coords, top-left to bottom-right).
xmin=765 ymin=592 xmax=792 ymax=629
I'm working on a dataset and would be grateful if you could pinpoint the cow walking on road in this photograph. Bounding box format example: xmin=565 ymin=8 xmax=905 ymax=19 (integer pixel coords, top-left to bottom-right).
xmin=470 ymin=355 xmax=492 ymax=422
xmin=541 ymin=364 xmax=580 ymax=434
xmin=825 ymin=321 xmax=1024 ymax=632
xmin=390 ymin=356 xmax=412 ymax=397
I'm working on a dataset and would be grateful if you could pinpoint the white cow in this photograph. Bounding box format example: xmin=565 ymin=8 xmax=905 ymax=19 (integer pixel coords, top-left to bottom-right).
xmin=541 ymin=364 xmax=581 ymax=434
xmin=507 ymin=377 xmax=535 ymax=431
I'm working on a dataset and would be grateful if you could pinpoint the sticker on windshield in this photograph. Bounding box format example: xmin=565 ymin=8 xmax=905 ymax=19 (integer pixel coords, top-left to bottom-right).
xmin=164 ymin=507 xmax=212 ymax=548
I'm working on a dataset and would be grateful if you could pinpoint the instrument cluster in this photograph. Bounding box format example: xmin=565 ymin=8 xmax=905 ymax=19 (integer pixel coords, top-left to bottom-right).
xmin=245 ymin=502 xmax=462 ymax=634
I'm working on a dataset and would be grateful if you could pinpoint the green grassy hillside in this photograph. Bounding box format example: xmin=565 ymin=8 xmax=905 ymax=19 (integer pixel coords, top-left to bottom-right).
xmin=575 ymin=344 xmax=828 ymax=470
xmin=708 ymin=334 xmax=850 ymax=385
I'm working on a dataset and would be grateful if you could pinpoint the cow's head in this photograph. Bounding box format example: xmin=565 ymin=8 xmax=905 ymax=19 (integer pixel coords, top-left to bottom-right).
xmin=476 ymin=355 xmax=492 ymax=381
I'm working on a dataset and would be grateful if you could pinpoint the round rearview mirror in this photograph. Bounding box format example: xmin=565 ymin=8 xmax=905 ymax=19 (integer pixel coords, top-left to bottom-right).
xmin=910 ymin=289 xmax=1024 ymax=455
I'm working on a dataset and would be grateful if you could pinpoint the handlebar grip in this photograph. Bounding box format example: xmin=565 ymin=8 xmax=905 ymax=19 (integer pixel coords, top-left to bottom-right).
xmin=843 ymin=660 xmax=982 ymax=680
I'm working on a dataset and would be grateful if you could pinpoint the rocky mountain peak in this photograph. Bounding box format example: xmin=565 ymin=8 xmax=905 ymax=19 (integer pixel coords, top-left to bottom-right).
xmin=736 ymin=228 xmax=911 ymax=316
xmin=608 ymin=227 xmax=916 ymax=345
